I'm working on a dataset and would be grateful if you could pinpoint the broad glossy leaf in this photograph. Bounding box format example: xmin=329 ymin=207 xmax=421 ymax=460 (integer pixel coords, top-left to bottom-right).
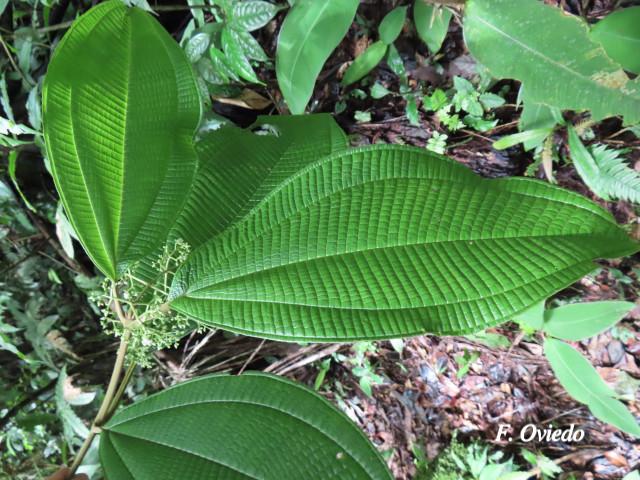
xmin=231 ymin=0 xmax=279 ymax=32
xmin=170 ymin=145 xmax=637 ymax=341
xmin=591 ymin=7 xmax=640 ymax=74
xmin=230 ymin=28 xmax=269 ymax=61
xmin=413 ymin=1 xmax=452 ymax=54
xmin=100 ymin=373 xmax=392 ymax=480
xmin=209 ymin=47 xmax=240 ymax=82
xmin=222 ymin=27 xmax=261 ymax=83
xmin=544 ymin=338 xmax=640 ymax=437
xmin=43 ymin=1 xmax=201 ymax=279
xmin=379 ymin=6 xmax=407 ymax=45
xmin=543 ymin=301 xmax=634 ymax=341
xmin=185 ymin=32 xmax=210 ymax=62
xmin=464 ymin=0 xmax=640 ymax=124
xmin=342 ymin=41 xmax=387 ymax=86
xmin=276 ymin=0 xmax=359 ymax=114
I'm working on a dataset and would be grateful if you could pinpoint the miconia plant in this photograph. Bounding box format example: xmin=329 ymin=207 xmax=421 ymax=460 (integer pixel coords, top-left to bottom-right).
xmin=42 ymin=1 xmax=640 ymax=478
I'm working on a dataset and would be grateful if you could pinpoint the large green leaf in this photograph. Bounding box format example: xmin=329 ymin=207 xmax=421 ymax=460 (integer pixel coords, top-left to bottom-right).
xmin=134 ymin=114 xmax=347 ymax=282
xmin=43 ymin=1 xmax=201 ymax=279
xmin=591 ymin=7 xmax=640 ymax=75
xmin=276 ymin=0 xmax=359 ymax=114
xmin=543 ymin=301 xmax=634 ymax=341
xmin=464 ymin=0 xmax=640 ymax=124
xmin=170 ymin=145 xmax=637 ymax=341
xmin=177 ymin=114 xmax=348 ymax=249
xmin=100 ymin=373 xmax=392 ymax=480
xmin=544 ymin=338 xmax=640 ymax=437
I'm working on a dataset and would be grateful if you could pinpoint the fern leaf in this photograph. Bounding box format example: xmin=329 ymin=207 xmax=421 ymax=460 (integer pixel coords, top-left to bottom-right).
xmin=568 ymin=127 xmax=640 ymax=203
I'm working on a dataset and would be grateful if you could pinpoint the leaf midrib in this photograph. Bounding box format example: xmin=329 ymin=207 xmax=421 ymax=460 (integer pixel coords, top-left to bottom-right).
xmin=116 ymin=14 xmax=183 ymax=262
xmin=114 ymin=14 xmax=133 ymax=259
xmin=66 ymin=9 xmax=122 ymax=275
xmin=179 ymin=256 xmax=593 ymax=311
xmin=179 ymin=170 xmax=620 ymax=290
xmin=179 ymin=229 xmax=622 ymax=300
xmin=174 ymin=261 xmax=591 ymax=341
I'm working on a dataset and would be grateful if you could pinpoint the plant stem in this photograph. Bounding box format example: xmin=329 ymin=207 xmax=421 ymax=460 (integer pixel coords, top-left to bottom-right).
xmin=105 ymin=362 xmax=136 ymax=420
xmin=68 ymin=329 xmax=130 ymax=476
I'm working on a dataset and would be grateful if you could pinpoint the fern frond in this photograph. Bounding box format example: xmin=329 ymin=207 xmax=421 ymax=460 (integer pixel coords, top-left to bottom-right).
xmin=590 ymin=144 xmax=640 ymax=203
xmin=568 ymin=126 xmax=640 ymax=203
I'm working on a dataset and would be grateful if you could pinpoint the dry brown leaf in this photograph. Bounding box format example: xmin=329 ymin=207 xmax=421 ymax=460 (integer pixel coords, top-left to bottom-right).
xmin=213 ymin=89 xmax=272 ymax=110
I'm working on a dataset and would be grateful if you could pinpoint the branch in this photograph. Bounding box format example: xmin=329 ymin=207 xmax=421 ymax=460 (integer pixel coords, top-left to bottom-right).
xmin=68 ymin=292 xmax=132 ymax=476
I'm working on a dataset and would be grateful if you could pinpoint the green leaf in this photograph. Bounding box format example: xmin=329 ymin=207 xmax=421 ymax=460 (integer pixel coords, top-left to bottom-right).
xmin=385 ymin=44 xmax=405 ymax=77
xmin=276 ymin=0 xmax=359 ymax=113
xmin=43 ymin=1 xmax=201 ymax=279
xmin=181 ymin=114 xmax=347 ymax=247
xmin=231 ymin=0 xmax=279 ymax=32
xmin=544 ymin=338 xmax=640 ymax=437
xmin=230 ymin=27 xmax=269 ymax=61
xmin=513 ymin=300 xmax=545 ymax=330
xmin=493 ymin=129 xmax=552 ymax=150
xmin=413 ymin=1 xmax=452 ymax=54
xmin=197 ymin=58 xmax=227 ymax=85
xmin=406 ymin=97 xmax=420 ymax=126
xmin=379 ymin=6 xmax=407 ymax=45
xmin=466 ymin=330 xmax=510 ymax=348
xmin=342 ymin=41 xmax=387 ymax=87
xmin=591 ymin=7 xmax=640 ymax=74
xmin=56 ymin=202 xmax=77 ymax=259
xmin=134 ymin=114 xmax=348 ymax=283
xmin=464 ymin=0 xmax=640 ymax=124
xmin=423 ymin=88 xmax=448 ymax=111
xmin=567 ymin=127 xmax=640 ymax=203
xmin=209 ymin=47 xmax=240 ymax=82
xmin=8 ymin=151 xmax=36 ymax=212
xmin=519 ymin=94 xmax=561 ymax=150
xmin=186 ymin=0 xmax=205 ymax=26
xmin=370 ymin=82 xmax=391 ymax=99
xmin=185 ymin=32 xmax=210 ymax=62
xmin=478 ymin=93 xmax=505 ymax=110
xmin=170 ymin=144 xmax=637 ymax=341
xmin=543 ymin=301 xmax=634 ymax=341
xmin=100 ymin=373 xmax=392 ymax=480
xmin=222 ymin=27 xmax=262 ymax=83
